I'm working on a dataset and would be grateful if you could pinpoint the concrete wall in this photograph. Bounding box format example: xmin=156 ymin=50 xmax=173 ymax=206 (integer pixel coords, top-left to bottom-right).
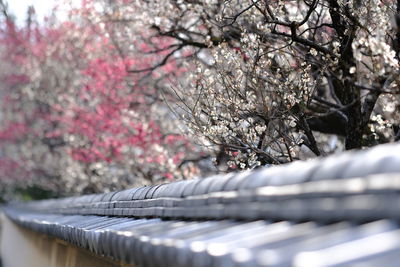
xmin=0 ymin=214 xmax=133 ymax=267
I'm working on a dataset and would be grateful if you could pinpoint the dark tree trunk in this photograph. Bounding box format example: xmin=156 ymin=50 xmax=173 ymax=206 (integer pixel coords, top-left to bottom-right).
xmin=328 ymin=0 xmax=364 ymax=150
xmin=396 ymin=0 xmax=400 ymax=59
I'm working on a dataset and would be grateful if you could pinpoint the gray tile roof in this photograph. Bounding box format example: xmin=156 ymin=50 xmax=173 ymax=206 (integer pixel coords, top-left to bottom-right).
xmin=4 ymin=142 xmax=400 ymax=266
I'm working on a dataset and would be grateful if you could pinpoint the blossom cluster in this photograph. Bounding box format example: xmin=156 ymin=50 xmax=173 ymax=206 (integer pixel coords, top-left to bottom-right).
xmin=0 ymin=0 xmax=206 ymax=198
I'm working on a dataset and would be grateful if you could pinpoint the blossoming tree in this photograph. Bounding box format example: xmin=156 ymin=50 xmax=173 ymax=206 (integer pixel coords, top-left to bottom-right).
xmin=118 ymin=0 xmax=400 ymax=168
xmin=0 ymin=0 xmax=205 ymax=198
xmin=1 ymin=0 xmax=399 ymax=200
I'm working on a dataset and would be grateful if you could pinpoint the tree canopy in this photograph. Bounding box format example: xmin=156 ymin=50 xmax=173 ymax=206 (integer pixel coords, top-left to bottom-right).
xmin=0 ymin=0 xmax=399 ymax=199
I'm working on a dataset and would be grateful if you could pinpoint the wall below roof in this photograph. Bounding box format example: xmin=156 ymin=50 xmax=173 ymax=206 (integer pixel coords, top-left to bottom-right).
xmin=0 ymin=214 xmax=132 ymax=267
